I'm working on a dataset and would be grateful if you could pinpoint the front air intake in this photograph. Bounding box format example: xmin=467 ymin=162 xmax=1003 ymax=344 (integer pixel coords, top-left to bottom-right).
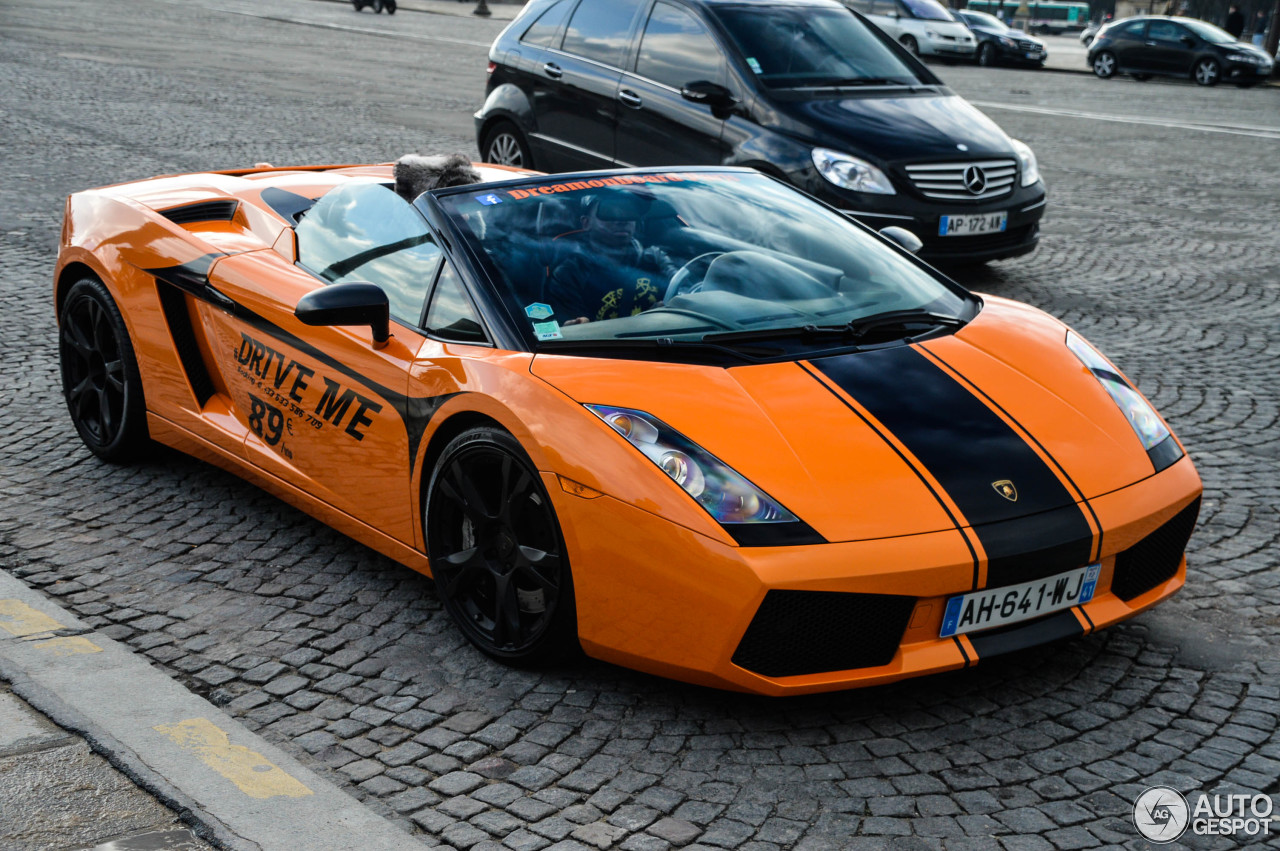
xmin=1111 ymin=497 xmax=1200 ymax=601
xmin=732 ymin=590 xmax=915 ymax=677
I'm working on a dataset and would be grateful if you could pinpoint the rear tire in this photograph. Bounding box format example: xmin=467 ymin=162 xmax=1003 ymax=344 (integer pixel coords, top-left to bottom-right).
xmin=425 ymin=427 xmax=577 ymax=664
xmin=58 ymin=278 xmax=149 ymax=463
xmin=481 ymin=120 xmax=533 ymax=169
xmin=1092 ymin=50 xmax=1117 ymax=78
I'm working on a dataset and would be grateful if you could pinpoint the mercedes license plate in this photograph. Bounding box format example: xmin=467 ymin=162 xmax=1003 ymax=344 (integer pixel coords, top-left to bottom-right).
xmin=939 ymin=564 xmax=1099 ymax=638
xmin=939 ymin=211 xmax=1007 ymax=236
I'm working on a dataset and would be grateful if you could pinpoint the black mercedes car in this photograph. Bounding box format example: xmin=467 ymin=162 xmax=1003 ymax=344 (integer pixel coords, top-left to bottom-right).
xmin=1088 ymin=16 xmax=1274 ymax=86
xmin=475 ymin=0 xmax=1047 ymax=264
xmin=957 ymin=10 xmax=1047 ymax=67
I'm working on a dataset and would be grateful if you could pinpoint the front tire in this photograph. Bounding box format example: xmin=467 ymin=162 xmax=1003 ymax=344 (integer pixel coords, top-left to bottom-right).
xmin=481 ymin=121 xmax=533 ymax=169
xmin=1193 ymin=57 xmax=1220 ymax=86
xmin=977 ymin=43 xmax=997 ymax=67
xmin=901 ymin=35 xmax=920 ymax=56
xmin=58 ymin=278 xmax=149 ymax=462
xmin=1092 ymin=50 xmax=1117 ymax=78
xmin=425 ymin=427 xmax=576 ymax=663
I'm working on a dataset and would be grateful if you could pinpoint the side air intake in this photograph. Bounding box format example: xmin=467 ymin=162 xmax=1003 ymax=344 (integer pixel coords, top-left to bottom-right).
xmin=159 ymin=199 xmax=239 ymax=225
xmin=1111 ymin=497 xmax=1200 ymax=601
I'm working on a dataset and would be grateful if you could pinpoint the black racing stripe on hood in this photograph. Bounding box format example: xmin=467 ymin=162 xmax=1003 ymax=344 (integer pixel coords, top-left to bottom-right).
xmin=800 ymin=360 xmax=979 ymax=589
xmin=811 ymin=346 xmax=1094 ymax=589
xmin=146 ymin=257 xmax=457 ymax=472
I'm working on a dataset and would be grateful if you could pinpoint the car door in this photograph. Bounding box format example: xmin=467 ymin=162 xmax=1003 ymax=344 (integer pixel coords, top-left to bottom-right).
xmin=506 ymin=0 xmax=575 ymax=168
xmin=1143 ymin=19 xmax=1194 ymax=74
xmin=200 ymin=182 xmax=444 ymax=545
xmin=1109 ymin=20 xmax=1153 ymax=70
xmin=615 ymin=0 xmax=732 ymax=168
xmin=533 ymin=0 xmax=647 ymax=172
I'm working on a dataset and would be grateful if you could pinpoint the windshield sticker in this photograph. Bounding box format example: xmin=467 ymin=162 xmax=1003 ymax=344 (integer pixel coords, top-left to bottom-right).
xmin=502 ymin=172 xmax=740 ymax=202
xmin=746 ymin=57 xmax=763 ymax=74
xmin=475 ymin=193 xmax=504 ymax=206
xmin=524 ymin=302 xmax=554 ymax=321
xmin=532 ymin=320 xmax=563 ymax=341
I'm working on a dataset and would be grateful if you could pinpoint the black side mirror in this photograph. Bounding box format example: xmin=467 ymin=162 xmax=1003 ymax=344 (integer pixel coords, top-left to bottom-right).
xmin=879 ymin=226 xmax=923 ymax=254
xmin=1180 ymin=35 xmax=1195 ymax=46
xmin=295 ymin=282 xmax=390 ymax=343
xmin=681 ymin=81 xmax=737 ymax=117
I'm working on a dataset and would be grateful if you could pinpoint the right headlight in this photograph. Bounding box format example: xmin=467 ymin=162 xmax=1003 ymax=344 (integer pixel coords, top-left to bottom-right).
xmin=586 ymin=405 xmax=797 ymax=526
xmin=811 ymin=148 xmax=896 ymax=195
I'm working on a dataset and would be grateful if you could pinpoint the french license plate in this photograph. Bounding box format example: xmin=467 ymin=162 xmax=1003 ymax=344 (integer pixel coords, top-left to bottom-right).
xmin=939 ymin=211 xmax=1007 ymax=236
xmin=939 ymin=564 xmax=1100 ymax=638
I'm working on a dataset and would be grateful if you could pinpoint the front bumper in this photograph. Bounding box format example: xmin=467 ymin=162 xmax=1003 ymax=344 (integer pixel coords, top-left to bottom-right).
xmin=808 ymin=178 xmax=1047 ymax=263
xmin=550 ymin=454 xmax=1201 ymax=696
xmin=993 ymin=40 xmax=1048 ymax=65
xmin=920 ymin=37 xmax=977 ymax=58
xmin=1224 ymin=58 xmax=1274 ymax=81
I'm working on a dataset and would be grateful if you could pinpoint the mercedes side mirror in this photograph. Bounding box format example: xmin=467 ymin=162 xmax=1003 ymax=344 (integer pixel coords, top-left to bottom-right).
xmin=880 ymin=226 xmax=923 ymax=254
xmin=681 ymin=81 xmax=738 ymax=117
xmin=1180 ymin=35 xmax=1195 ymax=47
xmin=296 ymin=282 xmax=390 ymax=344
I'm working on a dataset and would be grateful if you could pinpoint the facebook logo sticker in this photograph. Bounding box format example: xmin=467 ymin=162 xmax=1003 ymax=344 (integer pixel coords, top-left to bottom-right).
xmin=476 ymin=194 xmax=504 ymax=206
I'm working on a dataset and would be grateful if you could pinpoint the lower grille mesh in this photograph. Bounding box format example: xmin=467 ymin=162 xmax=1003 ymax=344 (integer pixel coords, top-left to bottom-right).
xmin=732 ymin=590 xmax=915 ymax=677
xmin=1111 ymin=498 xmax=1200 ymax=601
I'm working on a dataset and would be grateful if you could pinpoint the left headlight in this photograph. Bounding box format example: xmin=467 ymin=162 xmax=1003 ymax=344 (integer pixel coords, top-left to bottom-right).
xmin=1065 ymin=331 xmax=1169 ymax=451
xmin=811 ymin=148 xmax=896 ymax=195
xmin=586 ymin=405 xmax=797 ymax=525
xmin=1011 ymin=138 xmax=1040 ymax=187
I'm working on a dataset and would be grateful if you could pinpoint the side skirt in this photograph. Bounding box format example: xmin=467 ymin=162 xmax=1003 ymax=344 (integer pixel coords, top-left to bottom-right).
xmin=146 ymin=413 xmax=432 ymax=577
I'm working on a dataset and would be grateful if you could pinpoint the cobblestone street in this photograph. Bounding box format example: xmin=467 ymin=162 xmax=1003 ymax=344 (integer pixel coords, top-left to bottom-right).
xmin=1 ymin=1 xmax=1278 ymax=849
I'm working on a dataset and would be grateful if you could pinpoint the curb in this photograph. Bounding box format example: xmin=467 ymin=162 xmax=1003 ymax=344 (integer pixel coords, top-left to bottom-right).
xmin=0 ymin=570 xmax=425 ymax=851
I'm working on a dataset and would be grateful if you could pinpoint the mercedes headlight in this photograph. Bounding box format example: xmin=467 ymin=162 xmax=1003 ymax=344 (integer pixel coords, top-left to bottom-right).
xmin=1011 ymin=139 xmax=1040 ymax=187
xmin=811 ymin=148 xmax=896 ymax=195
xmin=587 ymin=405 xmax=797 ymax=525
xmin=1000 ymin=35 xmax=1017 ymax=46
xmin=1066 ymin=332 xmax=1169 ymax=451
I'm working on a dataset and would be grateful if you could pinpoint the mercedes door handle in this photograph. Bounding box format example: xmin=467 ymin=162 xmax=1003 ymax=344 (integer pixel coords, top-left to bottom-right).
xmin=543 ymin=63 xmax=563 ymax=79
xmin=618 ymin=89 xmax=643 ymax=109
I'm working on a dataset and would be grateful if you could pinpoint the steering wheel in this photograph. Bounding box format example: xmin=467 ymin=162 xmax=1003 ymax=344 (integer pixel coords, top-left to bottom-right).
xmin=663 ymin=251 xmax=725 ymax=304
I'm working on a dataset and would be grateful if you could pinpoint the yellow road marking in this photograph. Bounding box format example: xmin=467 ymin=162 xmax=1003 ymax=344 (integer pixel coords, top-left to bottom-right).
xmin=32 ymin=636 xmax=102 ymax=656
xmin=0 ymin=600 xmax=64 ymax=637
xmin=154 ymin=718 xmax=312 ymax=799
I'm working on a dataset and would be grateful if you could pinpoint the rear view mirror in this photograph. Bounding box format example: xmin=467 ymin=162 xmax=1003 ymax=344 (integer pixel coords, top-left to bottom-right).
xmin=295 ymin=282 xmax=390 ymax=344
xmin=880 ymin=226 xmax=923 ymax=254
xmin=681 ymin=81 xmax=738 ymax=117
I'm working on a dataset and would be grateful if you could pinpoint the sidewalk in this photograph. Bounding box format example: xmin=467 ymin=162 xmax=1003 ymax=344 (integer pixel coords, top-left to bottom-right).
xmin=0 ymin=682 xmax=212 ymax=851
xmin=0 ymin=571 xmax=424 ymax=851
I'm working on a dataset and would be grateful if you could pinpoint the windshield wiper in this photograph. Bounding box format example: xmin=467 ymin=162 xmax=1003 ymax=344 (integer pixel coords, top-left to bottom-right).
xmin=538 ymin=337 xmax=783 ymax=363
xmin=816 ymin=77 xmax=901 ymax=87
xmin=703 ymin=309 xmax=965 ymax=346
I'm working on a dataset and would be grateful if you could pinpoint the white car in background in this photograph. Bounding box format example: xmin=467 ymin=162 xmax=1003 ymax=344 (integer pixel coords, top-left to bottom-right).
xmin=842 ymin=0 xmax=977 ymax=58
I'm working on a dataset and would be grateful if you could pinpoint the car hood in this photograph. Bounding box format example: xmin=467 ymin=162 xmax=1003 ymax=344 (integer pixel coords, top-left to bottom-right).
xmin=531 ymin=298 xmax=1160 ymax=544
xmin=769 ymin=91 xmax=1014 ymax=163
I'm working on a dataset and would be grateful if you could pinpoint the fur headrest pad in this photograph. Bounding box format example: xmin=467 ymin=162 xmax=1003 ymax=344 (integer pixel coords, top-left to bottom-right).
xmin=394 ymin=154 xmax=481 ymax=199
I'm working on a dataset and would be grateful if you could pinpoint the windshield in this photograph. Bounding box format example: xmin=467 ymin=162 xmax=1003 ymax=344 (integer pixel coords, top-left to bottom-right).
xmin=712 ymin=5 xmax=920 ymax=88
xmin=902 ymin=0 xmax=956 ymax=21
xmin=436 ymin=171 xmax=969 ymax=357
xmin=960 ymin=10 xmax=1007 ymax=31
xmin=1179 ymin=19 xmax=1237 ymax=44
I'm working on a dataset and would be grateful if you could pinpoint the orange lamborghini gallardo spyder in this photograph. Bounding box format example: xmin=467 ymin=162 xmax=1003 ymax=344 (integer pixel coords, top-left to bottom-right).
xmin=54 ymin=163 xmax=1201 ymax=695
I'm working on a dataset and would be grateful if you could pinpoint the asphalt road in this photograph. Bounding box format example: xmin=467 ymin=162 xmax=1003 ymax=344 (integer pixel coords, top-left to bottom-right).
xmin=1 ymin=1 xmax=1278 ymax=849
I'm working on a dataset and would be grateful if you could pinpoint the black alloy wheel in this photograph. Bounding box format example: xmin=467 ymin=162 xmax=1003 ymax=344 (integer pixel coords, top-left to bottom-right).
xmin=978 ymin=42 xmax=997 ymax=66
xmin=426 ymin=427 xmax=576 ymax=663
xmin=482 ymin=121 xmax=533 ymax=169
xmin=58 ymin=278 xmax=148 ymax=462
